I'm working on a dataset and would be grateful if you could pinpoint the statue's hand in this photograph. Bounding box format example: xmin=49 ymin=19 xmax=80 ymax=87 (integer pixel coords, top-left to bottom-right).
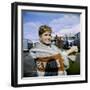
xmin=70 ymin=46 xmax=78 ymax=54
xmin=66 ymin=46 xmax=78 ymax=55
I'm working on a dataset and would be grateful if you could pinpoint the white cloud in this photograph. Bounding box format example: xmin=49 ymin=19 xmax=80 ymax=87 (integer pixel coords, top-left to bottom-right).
xmin=23 ymin=22 xmax=42 ymax=41
xmin=49 ymin=14 xmax=80 ymax=32
xmin=54 ymin=24 xmax=80 ymax=36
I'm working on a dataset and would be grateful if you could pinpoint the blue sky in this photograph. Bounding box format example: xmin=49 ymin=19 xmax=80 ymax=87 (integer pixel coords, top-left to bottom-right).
xmin=22 ymin=11 xmax=80 ymax=42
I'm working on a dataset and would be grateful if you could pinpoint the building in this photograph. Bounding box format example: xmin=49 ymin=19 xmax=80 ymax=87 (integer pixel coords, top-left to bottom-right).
xmin=73 ymin=32 xmax=80 ymax=51
xmin=23 ymin=39 xmax=33 ymax=52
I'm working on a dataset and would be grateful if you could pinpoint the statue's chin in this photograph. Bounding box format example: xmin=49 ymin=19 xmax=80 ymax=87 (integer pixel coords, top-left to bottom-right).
xmin=41 ymin=42 xmax=51 ymax=46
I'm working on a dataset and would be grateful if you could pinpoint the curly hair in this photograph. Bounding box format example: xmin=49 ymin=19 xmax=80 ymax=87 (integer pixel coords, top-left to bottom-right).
xmin=39 ymin=25 xmax=52 ymax=37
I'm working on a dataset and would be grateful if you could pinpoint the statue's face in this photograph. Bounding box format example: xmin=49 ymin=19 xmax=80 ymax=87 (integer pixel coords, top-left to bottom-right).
xmin=40 ymin=31 xmax=52 ymax=45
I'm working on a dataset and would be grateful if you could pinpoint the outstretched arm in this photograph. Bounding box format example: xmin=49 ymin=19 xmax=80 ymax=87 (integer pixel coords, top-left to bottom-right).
xmin=66 ymin=46 xmax=78 ymax=55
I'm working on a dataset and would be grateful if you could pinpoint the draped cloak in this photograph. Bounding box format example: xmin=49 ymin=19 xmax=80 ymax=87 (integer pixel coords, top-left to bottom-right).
xmin=30 ymin=42 xmax=70 ymax=76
